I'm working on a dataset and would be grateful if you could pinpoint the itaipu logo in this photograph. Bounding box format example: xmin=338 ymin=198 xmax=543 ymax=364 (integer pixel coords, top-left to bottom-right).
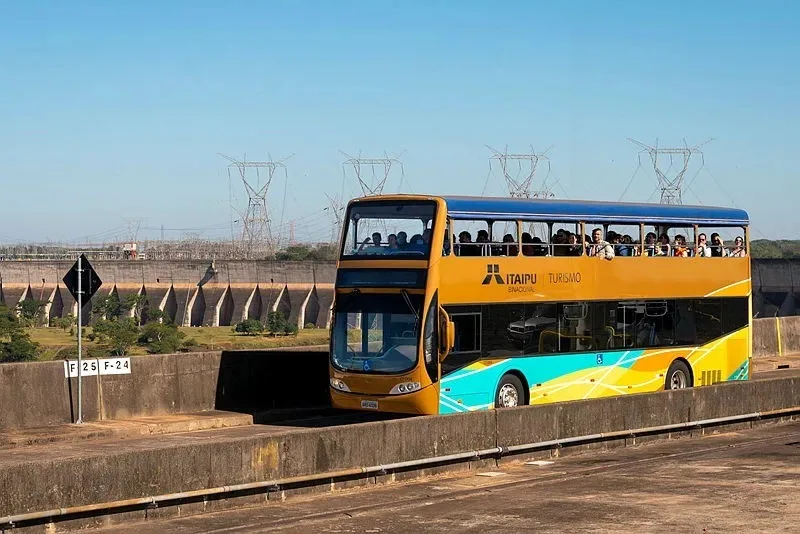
xmin=482 ymin=264 xmax=537 ymax=292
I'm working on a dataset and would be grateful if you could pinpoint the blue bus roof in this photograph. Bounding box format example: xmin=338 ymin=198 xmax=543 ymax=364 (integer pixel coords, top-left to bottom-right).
xmin=442 ymin=196 xmax=749 ymax=226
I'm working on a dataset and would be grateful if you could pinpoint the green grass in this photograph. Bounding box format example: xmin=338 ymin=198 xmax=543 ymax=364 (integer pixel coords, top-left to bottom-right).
xmin=26 ymin=326 xmax=330 ymax=360
xmin=179 ymin=327 xmax=329 ymax=350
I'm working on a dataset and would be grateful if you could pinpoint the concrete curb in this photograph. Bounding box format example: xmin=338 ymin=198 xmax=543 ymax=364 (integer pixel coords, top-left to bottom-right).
xmin=0 ymin=411 xmax=253 ymax=450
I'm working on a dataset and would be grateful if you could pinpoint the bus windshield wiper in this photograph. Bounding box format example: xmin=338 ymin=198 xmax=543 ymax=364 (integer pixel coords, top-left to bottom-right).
xmin=401 ymin=289 xmax=419 ymax=322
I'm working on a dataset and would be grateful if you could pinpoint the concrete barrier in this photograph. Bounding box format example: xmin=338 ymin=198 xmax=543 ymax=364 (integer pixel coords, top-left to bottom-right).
xmin=1 ymin=375 xmax=797 ymax=529
xmin=753 ymin=316 xmax=800 ymax=357
xmin=0 ymin=350 xmax=331 ymax=432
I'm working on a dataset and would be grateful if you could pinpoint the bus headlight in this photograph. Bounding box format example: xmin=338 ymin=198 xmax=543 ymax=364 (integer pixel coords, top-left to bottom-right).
xmin=389 ymin=382 xmax=421 ymax=395
xmin=330 ymin=378 xmax=351 ymax=392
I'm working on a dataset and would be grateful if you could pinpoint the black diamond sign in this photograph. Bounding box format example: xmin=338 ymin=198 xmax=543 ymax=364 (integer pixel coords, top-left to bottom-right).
xmin=63 ymin=254 xmax=103 ymax=305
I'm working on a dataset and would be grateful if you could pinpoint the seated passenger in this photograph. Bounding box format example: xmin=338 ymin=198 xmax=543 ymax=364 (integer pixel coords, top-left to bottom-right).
xmin=422 ymin=228 xmax=432 ymax=246
xmin=502 ymin=233 xmax=517 ymax=256
xmin=622 ymin=235 xmax=636 ymax=256
xmin=730 ymin=236 xmax=747 ymax=257
xmin=457 ymin=231 xmax=478 ymax=256
xmin=658 ymin=233 xmax=671 ymax=256
xmin=673 ymin=235 xmax=689 ymax=257
xmin=550 ymin=233 xmax=561 ymax=256
xmin=476 ymin=230 xmax=490 ymax=256
xmin=531 ymin=236 xmax=548 ymax=256
xmin=642 ymin=232 xmax=658 ymax=256
xmin=357 ymin=232 xmax=384 ymax=255
xmin=608 ymin=232 xmax=630 ymax=256
xmin=387 ymin=234 xmax=399 ymax=250
xmin=521 ymin=232 xmax=534 ymax=256
xmin=396 ymin=231 xmax=408 ymax=250
xmin=588 ymin=227 xmax=614 ymax=260
xmin=695 ymin=233 xmax=711 ymax=257
xmin=565 ymin=232 xmax=582 ymax=256
xmin=710 ymin=233 xmax=728 ymax=257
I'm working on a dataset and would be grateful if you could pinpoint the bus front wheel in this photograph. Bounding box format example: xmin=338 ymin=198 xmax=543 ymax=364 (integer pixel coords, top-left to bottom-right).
xmin=495 ymin=374 xmax=525 ymax=408
xmin=665 ymin=360 xmax=692 ymax=390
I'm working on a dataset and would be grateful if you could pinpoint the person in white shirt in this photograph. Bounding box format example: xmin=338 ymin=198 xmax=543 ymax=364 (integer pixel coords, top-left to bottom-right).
xmin=587 ymin=228 xmax=614 ymax=260
xmin=695 ymin=233 xmax=711 ymax=257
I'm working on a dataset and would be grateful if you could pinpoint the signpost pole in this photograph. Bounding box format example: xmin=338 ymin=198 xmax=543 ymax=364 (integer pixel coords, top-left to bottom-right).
xmin=77 ymin=254 xmax=83 ymax=424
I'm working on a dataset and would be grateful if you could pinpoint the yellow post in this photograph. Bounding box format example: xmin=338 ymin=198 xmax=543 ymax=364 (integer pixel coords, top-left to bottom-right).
xmin=776 ymin=316 xmax=783 ymax=357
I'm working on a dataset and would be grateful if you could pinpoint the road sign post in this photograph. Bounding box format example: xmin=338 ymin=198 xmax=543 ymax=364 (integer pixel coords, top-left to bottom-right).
xmin=77 ymin=255 xmax=83 ymax=423
xmin=63 ymin=254 xmax=102 ymax=425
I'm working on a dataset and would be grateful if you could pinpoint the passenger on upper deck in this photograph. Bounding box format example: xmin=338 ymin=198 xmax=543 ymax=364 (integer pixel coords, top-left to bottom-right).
xmin=396 ymin=232 xmax=408 ymax=249
xmin=422 ymin=228 xmax=432 ymax=246
xmin=502 ymin=233 xmax=517 ymax=256
xmin=730 ymin=236 xmax=747 ymax=257
xmin=566 ymin=232 xmax=582 ymax=256
xmin=456 ymin=231 xmax=477 ymax=256
xmin=521 ymin=232 xmax=534 ymax=256
xmin=356 ymin=232 xmax=385 ymax=255
xmin=695 ymin=233 xmax=710 ymax=257
xmin=673 ymin=235 xmax=689 ymax=257
xmin=710 ymin=233 xmax=728 ymax=257
xmin=658 ymin=233 xmax=671 ymax=256
xmin=476 ymin=230 xmax=489 ymax=256
xmin=588 ymin=228 xmax=614 ymax=260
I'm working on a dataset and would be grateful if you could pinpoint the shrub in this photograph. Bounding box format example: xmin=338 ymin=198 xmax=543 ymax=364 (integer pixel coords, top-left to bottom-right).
xmin=51 ymin=315 xmax=75 ymax=330
xmin=234 ymin=318 xmax=264 ymax=335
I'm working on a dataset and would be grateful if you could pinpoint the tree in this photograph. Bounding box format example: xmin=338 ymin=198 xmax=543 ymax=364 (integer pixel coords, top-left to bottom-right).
xmin=266 ymin=311 xmax=297 ymax=336
xmin=138 ymin=322 xmax=186 ymax=354
xmin=124 ymin=293 xmax=147 ymax=324
xmin=16 ymin=299 xmax=47 ymax=327
xmin=93 ymin=318 xmax=140 ymax=356
xmin=92 ymin=293 xmax=126 ymax=321
xmin=0 ymin=304 xmax=38 ymax=363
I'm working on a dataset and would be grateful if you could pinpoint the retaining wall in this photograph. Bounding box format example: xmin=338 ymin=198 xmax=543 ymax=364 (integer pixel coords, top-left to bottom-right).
xmin=752 ymin=316 xmax=800 ymax=358
xmin=2 ymin=316 xmax=799 ymax=431
xmin=0 ymin=350 xmax=330 ymax=432
xmin=1 ymin=375 xmax=797 ymax=527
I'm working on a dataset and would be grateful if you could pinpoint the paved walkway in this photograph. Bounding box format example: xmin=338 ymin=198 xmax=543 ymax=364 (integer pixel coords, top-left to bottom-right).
xmin=104 ymin=421 xmax=800 ymax=533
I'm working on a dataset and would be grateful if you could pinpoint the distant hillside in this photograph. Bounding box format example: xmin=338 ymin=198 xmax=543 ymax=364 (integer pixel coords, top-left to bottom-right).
xmin=750 ymin=239 xmax=800 ymax=259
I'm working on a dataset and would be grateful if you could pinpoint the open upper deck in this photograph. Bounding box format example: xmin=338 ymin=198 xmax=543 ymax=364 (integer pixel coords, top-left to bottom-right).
xmin=441 ymin=196 xmax=749 ymax=226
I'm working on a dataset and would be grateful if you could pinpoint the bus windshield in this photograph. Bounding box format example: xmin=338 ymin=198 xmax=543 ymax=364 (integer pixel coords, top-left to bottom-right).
xmin=331 ymin=292 xmax=422 ymax=374
xmin=341 ymin=200 xmax=436 ymax=258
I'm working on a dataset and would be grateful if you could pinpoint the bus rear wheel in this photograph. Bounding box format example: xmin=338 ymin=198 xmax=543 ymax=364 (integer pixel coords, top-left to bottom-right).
xmin=665 ymin=360 xmax=692 ymax=390
xmin=495 ymin=374 xmax=525 ymax=408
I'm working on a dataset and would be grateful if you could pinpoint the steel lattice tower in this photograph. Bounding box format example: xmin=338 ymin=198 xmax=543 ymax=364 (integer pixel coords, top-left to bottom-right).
xmin=218 ymin=152 xmax=292 ymax=257
xmin=340 ymin=151 xmax=405 ymax=197
xmin=486 ymin=145 xmax=555 ymax=199
xmin=628 ymin=138 xmax=712 ymax=205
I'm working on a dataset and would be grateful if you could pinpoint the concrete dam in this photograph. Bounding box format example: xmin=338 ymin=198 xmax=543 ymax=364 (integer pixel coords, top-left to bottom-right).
xmin=0 ymin=260 xmax=335 ymax=329
xmin=0 ymin=258 xmax=798 ymax=329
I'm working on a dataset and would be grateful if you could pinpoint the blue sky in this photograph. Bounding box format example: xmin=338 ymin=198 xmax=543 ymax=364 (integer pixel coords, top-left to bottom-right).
xmin=1 ymin=0 xmax=797 ymax=243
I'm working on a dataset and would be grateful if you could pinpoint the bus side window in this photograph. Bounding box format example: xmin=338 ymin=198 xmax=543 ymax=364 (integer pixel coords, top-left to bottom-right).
xmin=450 ymin=313 xmax=480 ymax=353
xmin=443 ymin=220 xmax=452 ymax=256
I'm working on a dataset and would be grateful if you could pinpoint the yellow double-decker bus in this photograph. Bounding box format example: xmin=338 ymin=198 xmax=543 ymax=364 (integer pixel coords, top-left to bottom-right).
xmin=328 ymin=195 xmax=751 ymax=415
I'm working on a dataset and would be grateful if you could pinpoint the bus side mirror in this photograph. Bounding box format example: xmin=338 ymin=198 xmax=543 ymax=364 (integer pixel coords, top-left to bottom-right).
xmin=439 ymin=309 xmax=455 ymax=362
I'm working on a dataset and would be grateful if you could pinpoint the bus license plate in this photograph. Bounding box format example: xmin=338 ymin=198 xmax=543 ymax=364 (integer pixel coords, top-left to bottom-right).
xmin=361 ymin=400 xmax=379 ymax=409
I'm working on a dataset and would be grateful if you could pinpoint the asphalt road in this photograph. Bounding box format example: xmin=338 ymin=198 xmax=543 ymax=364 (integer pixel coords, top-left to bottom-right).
xmin=104 ymin=420 xmax=800 ymax=534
